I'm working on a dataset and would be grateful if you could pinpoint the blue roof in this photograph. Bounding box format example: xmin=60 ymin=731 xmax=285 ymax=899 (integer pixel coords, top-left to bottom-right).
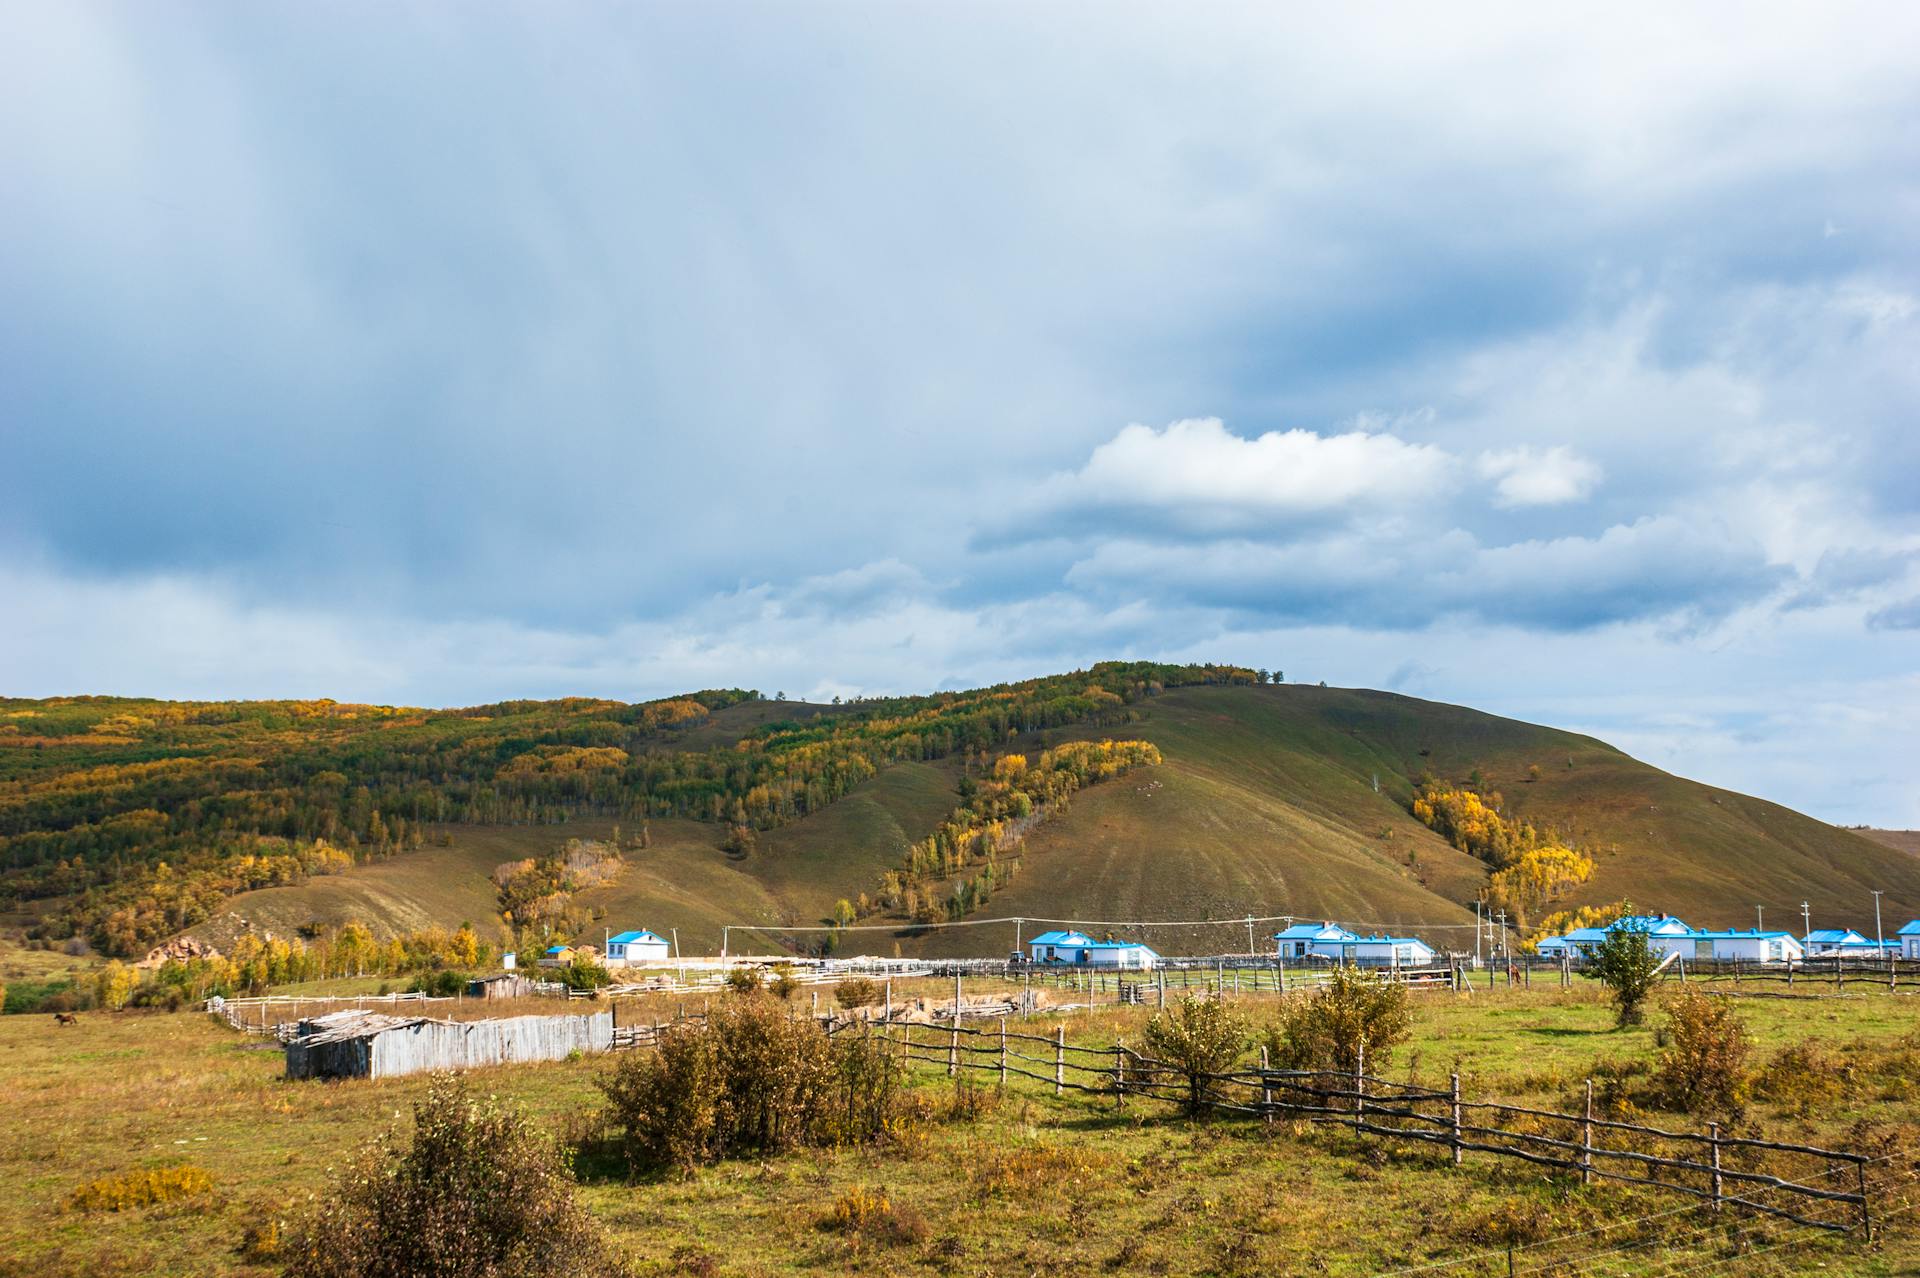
xmin=1805 ymin=929 xmax=1867 ymax=944
xmin=1899 ymin=921 xmax=1920 ymax=936
xmin=608 ymin=930 xmax=663 ymax=945
xmin=1613 ymin=915 xmax=1691 ymax=933
xmin=1686 ymin=930 xmax=1796 ymax=940
xmin=1029 ymin=930 xmax=1090 ymax=947
xmin=544 ymin=945 xmax=569 ymax=954
xmin=1274 ymin=923 xmax=1358 ymax=941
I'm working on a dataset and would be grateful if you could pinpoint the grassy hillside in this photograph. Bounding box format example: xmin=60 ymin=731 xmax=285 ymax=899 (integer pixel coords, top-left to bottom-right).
xmin=172 ymin=682 xmax=1920 ymax=960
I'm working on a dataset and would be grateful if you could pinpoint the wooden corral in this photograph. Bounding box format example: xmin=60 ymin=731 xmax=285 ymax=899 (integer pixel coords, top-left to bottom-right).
xmin=283 ymin=1009 xmax=613 ymax=1080
xmin=465 ymin=973 xmax=541 ymax=1000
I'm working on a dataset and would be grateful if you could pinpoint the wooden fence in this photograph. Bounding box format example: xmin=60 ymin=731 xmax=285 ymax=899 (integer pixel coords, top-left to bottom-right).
xmin=865 ymin=1018 xmax=1874 ymax=1237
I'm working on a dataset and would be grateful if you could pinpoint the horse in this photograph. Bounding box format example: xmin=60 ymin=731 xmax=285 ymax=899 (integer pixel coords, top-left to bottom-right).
xmin=53 ymin=1012 xmax=80 ymax=1026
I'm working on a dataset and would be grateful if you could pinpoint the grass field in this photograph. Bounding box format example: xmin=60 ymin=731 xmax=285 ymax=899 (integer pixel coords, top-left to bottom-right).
xmin=3 ymin=979 xmax=1918 ymax=1277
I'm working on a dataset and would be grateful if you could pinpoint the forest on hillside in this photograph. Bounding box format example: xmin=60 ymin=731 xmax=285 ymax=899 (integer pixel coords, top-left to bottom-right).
xmin=0 ymin=662 xmax=1261 ymax=955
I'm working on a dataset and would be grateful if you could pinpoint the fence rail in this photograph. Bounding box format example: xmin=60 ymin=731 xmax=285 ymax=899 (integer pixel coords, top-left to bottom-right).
xmin=850 ymin=1017 xmax=1874 ymax=1237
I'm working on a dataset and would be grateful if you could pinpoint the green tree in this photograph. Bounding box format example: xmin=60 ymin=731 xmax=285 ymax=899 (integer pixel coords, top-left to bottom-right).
xmin=1589 ymin=921 xmax=1663 ymax=1026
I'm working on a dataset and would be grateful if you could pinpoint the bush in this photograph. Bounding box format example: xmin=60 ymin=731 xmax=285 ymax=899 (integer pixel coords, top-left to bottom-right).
xmin=1264 ymin=966 xmax=1411 ymax=1075
xmin=724 ymin=966 xmax=764 ymax=995
xmin=283 ymin=1075 xmax=621 ymax=1278
xmin=66 ymin=1165 xmax=215 ymax=1212
xmin=599 ymin=999 xmax=907 ymax=1173
xmin=768 ymin=966 xmax=801 ymax=1001
xmin=1588 ymin=921 xmax=1662 ymax=1026
xmin=820 ymin=1185 xmax=929 ymax=1247
xmin=1144 ymin=993 xmax=1249 ymax=1115
xmin=556 ymin=956 xmax=611 ymax=992
xmin=1755 ymin=1042 xmax=1852 ymax=1117
xmin=407 ymin=969 xmax=471 ymax=997
xmin=834 ymin=977 xmax=880 ymax=1009
xmin=1653 ymin=990 xmax=1750 ymax=1115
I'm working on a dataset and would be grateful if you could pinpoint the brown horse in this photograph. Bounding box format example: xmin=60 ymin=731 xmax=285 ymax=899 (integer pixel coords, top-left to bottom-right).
xmin=53 ymin=1012 xmax=79 ymax=1026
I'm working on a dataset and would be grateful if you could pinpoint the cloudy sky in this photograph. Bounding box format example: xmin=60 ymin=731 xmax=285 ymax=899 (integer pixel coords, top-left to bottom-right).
xmin=3 ymin=3 xmax=1917 ymax=823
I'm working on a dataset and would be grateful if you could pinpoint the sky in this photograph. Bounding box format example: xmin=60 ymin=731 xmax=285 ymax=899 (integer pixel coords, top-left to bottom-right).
xmin=2 ymin=3 xmax=1917 ymax=824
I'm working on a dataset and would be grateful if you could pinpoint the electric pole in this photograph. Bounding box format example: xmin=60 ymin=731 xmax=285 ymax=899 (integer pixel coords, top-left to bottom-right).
xmin=1755 ymin=905 xmax=1763 ymax=932
xmin=1474 ymin=900 xmax=1483 ymax=966
xmin=1873 ymin=890 xmax=1885 ymax=953
xmin=1800 ymin=901 xmax=1811 ymax=941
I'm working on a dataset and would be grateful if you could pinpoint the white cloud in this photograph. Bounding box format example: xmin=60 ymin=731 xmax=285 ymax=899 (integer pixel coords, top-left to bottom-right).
xmin=1476 ymin=444 xmax=1603 ymax=507
xmin=1014 ymin=418 xmax=1453 ymax=537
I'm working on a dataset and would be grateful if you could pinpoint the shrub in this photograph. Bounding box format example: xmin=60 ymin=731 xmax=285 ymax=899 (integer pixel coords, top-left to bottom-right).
xmin=407 ymin=969 xmax=471 ymax=997
xmin=1144 ymin=993 xmax=1249 ymax=1115
xmin=834 ymin=976 xmax=880 ymax=1009
xmin=820 ymin=1185 xmax=929 ymax=1247
xmin=67 ymin=1165 xmax=215 ymax=1212
xmin=1265 ymin=966 xmax=1411 ymax=1075
xmin=283 ymin=1075 xmax=621 ymax=1278
xmin=556 ymin=956 xmax=611 ymax=992
xmin=599 ymin=998 xmax=906 ymax=1172
xmin=725 ymin=966 xmax=764 ymax=995
xmin=768 ymin=966 xmax=801 ymax=1001
xmin=1755 ymin=1042 xmax=1852 ymax=1117
xmin=1653 ymin=990 xmax=1750 ymax=1115
xmin=1588 ymin=923 xmax=1663 ymax=1026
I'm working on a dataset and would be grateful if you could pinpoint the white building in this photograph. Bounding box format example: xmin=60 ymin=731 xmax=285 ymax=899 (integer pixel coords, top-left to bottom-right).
xmin=604 ymin=929 xmax=672 ymax=965
xmin=1027 ymin=930 xmax=1160 ymax=970
xmin=1273 ymin=922 xmax=1359 ymax=961
xmin=1899 ymin=921 xmax=1920 ymax=961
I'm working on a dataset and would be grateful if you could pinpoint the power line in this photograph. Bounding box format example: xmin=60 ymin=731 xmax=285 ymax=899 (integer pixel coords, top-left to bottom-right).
xmin=724 ymin=911 xmax=1484 ymax=935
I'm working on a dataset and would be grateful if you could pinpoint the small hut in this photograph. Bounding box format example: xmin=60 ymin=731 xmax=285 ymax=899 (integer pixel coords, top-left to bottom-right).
xmin=284 ymin=1008 xmax=613 ymax=1080
xmin=465 ymin=973 xmax=538 ymax=1000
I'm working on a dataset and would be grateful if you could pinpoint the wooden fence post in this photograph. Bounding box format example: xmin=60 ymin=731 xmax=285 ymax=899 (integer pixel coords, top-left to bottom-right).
xmin=1836 ymin=958 xmax=1843 ymax=991
xmin=1582 ymin=1079 xmax=1593 ymax=1186
xmin=1115 ymin=1038 xmax=1125 ymax=1096
xmin=1858 ymin=1158 xmax=1874 ymax=1239
xmin=1354 ymin=1040 xmax=1365 ymax=1132
xmin=1451 ymin=1073 xmax=1462 ymax=1166
xmin=1158 ymin=970 xmax=1166 ymax=1008
xmin=1055 ymin=1025 xmax=1065 ymax=1096
xmin=1261 ymin=1046 xmax=1273 ymax=1126
xmin=1277 ymin=961 xmax=1286 ymax=995
xmin=999 ymin=1017 xmax=1008 ymax=1087
xmin=1709 ymin=1122 xmax=1723 ymax=1213
xmin=884 ymin=979 xmax=892 ymax=1023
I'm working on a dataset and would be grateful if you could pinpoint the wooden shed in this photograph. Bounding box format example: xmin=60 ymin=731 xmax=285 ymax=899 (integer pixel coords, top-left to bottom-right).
xmin=465 ymin=973 xmax=539 ymax=1000
xmin=284 ymin=1008 xmax=613 ymax=1080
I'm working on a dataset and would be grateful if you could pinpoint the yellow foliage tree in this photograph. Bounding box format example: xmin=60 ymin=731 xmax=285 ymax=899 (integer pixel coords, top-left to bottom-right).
xmin=1487 ymin=845 xmax=1594 ymax=931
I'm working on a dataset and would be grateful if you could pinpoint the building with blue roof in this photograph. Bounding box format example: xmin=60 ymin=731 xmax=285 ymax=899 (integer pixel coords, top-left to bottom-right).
xmin=1535 ymin=915 xmax=1802 ymax=964
xmin=1027 ymin=930 xmax=1159 ymax=970
xmin=1272 ymin=922 xmax=1436 ymax=968
xmin=605 ymin=929 xmax=671 ymax=965
xmin=1801 ymin=927 xmax=1895 ymax=958
xmin=1898 ymin=920 xmax=1920 ymax=961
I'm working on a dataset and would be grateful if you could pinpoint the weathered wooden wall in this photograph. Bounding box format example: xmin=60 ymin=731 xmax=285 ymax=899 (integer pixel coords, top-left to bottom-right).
xmin=285 ymin=1010 xmax=613 ymax=1080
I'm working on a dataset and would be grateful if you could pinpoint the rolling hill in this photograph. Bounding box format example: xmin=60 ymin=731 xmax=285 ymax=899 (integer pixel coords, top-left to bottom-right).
xmin=171 ymin=683 xmax=1920 ymax=959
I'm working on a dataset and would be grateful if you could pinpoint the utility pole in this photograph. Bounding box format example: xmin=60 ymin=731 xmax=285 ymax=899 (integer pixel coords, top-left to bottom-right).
xmin=670 ymin=928 xmax=679 ymax=960
xmin=1800 ymin=901 xmax=1811 ymax=942
xmin=1755 ymin=905 xmax=1763 ymax=932
xmin=1246 ymin=916 xmax=1255 ymax=955
xmin=721 ymin=925 xmax=730 ymax=959
xmin=1495 ymin=910 xmax=1508 ymax=964
xmin=1474 ymin=900 xmax=1484 ymax=966
xmin=1873 ymin=890 xmax=1885 ymax=953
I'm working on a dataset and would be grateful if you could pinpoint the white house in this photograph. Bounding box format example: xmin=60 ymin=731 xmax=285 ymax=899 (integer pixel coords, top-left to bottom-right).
xmin=1273 ymin=922 xmax=1359 ymax=961
xmin=1027 ymin=930 xmax=1159 ymax=970
xmin=1899 ymin=921 xmax=1920 ymax=961
xmin=604 ymin=929 xmax=671 ymax=965
xmin=1801 ymin=928 xmax=1877 ymax=957
xmin=1682 ymin=930 xmax=1803 ymax=963
xmin=1344 ymin=934 xmax=1438 ymax=968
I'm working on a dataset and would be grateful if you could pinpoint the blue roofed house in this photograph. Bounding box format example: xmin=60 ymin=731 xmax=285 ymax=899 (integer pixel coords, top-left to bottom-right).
xmin=1273 ymin=922 xmax=1360 ymax=961
xmin=1027 ymin=930 xmax=1159 ymax=970
xmin=1534 ymin=914 xmax=1798 ymax=965
xmin=1802 ymin=928 xmax=1897 ymax=958
xmin=605 ymin=929 xmax=671 ymax=966
xmin=1900 ymin=921 xmax=1920 ymax=961
xmin=1536 ymin=914 xmax=1693 ymax=962
xmin=1344 ymin=934 xmax=1438 ymax=968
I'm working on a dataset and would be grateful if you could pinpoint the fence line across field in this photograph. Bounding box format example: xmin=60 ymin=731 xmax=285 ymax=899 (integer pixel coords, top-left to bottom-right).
xmin=842 ymin=1016 xmax=1874 ymax=1238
